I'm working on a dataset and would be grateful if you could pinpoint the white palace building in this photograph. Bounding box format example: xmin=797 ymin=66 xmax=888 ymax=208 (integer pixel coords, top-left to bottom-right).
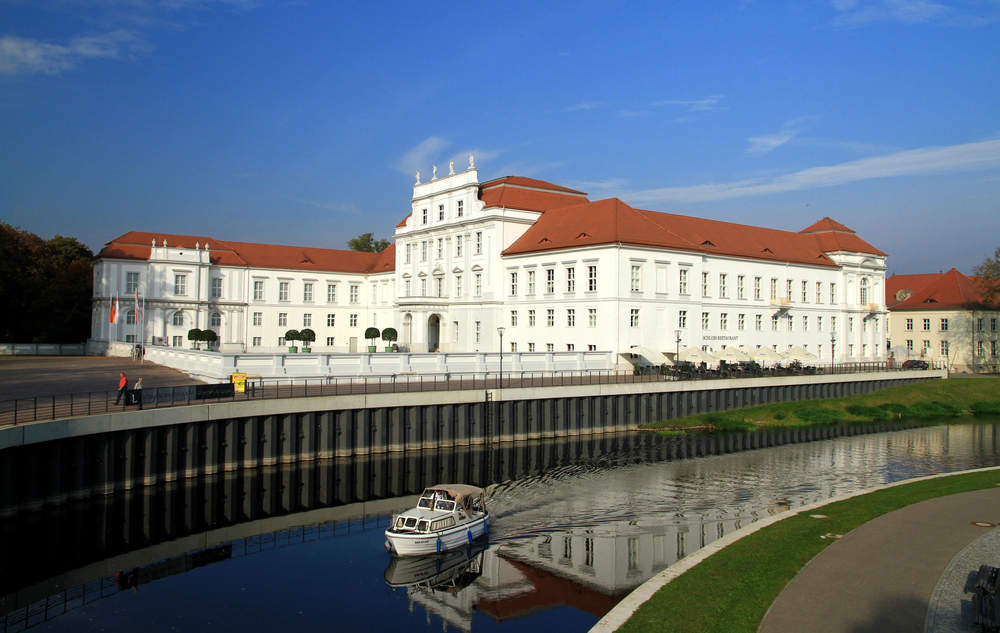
xmin=90 ymin=156 xmax=888 ymax=374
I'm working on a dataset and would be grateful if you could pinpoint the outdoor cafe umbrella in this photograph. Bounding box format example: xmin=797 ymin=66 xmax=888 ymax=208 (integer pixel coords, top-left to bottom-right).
xmin=748 ymin=346 xmax=784 ymax=365
xmin=676 ymin=347 xmax=717 ymax=366
xmin=782 ymin=346 xmax=819 ymax=361
xmin=716 ymin=345 xmax=751 ymax=363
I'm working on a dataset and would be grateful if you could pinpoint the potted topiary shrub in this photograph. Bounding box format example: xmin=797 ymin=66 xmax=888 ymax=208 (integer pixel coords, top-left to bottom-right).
xmin=202 ymin=329 xmax=218 ymax=351
xmin=381 ymin=327 xmax=397 ymax=352
xmin=284 ymin=329 xmax=300 ymax=353
xmin=299 ymin=328 xmax=315 ymax=353
xmin=365 ymin=327 xmax=380 ymax=353
xmin=187 ymin=328 xmax=202 ymax=350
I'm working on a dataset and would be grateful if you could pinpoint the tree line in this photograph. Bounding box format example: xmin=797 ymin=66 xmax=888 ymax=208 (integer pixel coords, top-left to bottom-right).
xmin=0 ymin=221 xmax=94 ymax=344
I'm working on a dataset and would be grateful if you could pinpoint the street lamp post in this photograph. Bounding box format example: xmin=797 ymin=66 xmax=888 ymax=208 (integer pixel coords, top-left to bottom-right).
xmin=674 ymin=329 xmax=682 ymax=364
xmin=497 ymin=326 xmax=505 ymax=388
xmin=830 ymin=332 xmax=836 ymax=370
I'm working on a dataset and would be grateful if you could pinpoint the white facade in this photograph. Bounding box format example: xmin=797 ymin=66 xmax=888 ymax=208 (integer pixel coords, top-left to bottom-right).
xmin=91 ymin=161 xmax=888 ymax=364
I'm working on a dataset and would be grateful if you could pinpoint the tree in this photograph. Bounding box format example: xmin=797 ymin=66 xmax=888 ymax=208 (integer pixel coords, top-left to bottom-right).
xmin=974 ymin=247 xmax=1000 ymax=306
xmin=365 ymin=327 xmax=380 ymax=346
xmin=284 ymin=329 xmax=300 ymax=347
xmin=381 ymin=327 xmax=397 ymax=344
xmin=348 ymin=233 xmax=391 ymax=253
xmin=299 ymin=328 xmax=316 ymax=348
xmin=187 ymin=328 xmax=203 ymax=348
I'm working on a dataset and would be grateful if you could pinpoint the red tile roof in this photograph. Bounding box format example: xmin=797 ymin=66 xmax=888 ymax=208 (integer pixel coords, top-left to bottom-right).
xmin=97 ymin=231 xmax=395 ymax=274
xmin=502 ymin=198 xmax=884 ymax=266
xmin=889 ymin=269 xmax=990 ymax=311
xmin=478 ymin=176 xmax=589 ymax=212
xmin=886 ymin=273 xmax=942 ymax=306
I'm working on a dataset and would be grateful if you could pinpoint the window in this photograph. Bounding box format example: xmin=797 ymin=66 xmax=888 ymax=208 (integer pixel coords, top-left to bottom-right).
xmin=421 ymin=241 xmax=427 ymax=261
xmin=992 ymin=318 xmax=998 ymax=332
xmin=174 ymin=274 xmax=187 ymax=295
xmin=404 ymin=280 xmax=410 ymax=296
xmin=437 ymin=238 xmax=443 ymax=259
xmin=801 ymin=281 xmax=808 ymax=302
xmin=849 ymin=317 xmax=854 ymax=332
xmin=567 ymin=309 xmax=575 ymax=327
xmin=126 ymin=272 xmax=140 ymax=294
xmin=252 ymin=337 xmax=262 ymax=347
xmin=475 ymin=274 xmax=482 ymax=296
xmin=457 ymin=200 xmax=463 ymax=217
xmin=279 ymin=281 xmax=289 ymax=301
xmin=906 ymin=339 xmax=914 ymax=352
xmin=303 ymin=314 xmax=312 ymax=327
xmin=436 ymin=278 xmax=443 ymax=297
xmin=547 ymin=343 xmax=554 ymax=352
xmin=588 ymin=344 xmax=596 ymax=351
xmin=922 ymin=318 xmax=930 ymax=331
xmin=349 ymin=314 xmax=358 ymax=327
xmin=567 ymin=267 xmax=575 ymax=292
xmin=720 ymin=274 xmax=728 ymax=298
xmin=941 ymin=318 xmax=949 ymax=331
xmin=456 ymin=235 xmax=462 ymax=257
xmin=405 ymin=243 xmax=411 ymax=264
xmin=678 ymin=310 xmax=687 ymax=328
xmin=327 ymin=314 xmax=335 ymax=327
xmin=588 ymin=308 xmax=596 ymax=327
xmin=702 ymin=272 xmax=710 ymax=296
xmin=702 ymin=312 xmax=710 ymax=329
xmin=977 ymin=318 xmax=984 ymax=331
xmin=278 ymin=313 xmax=287 ymax=327
xmin=510 ymin=272 xmax=518 ymax=296
xmin=254 ymin=280 xmax=265 ymax=301
xmin=350 ymin=285 xmax=359 ymax=303
xmin=631 ymin=265 xmax=641 ymax=292
xmin=770 ymin=278 xmax=778 ymax=299
xmin=326 ymin=337 xmax=334 ymax=346
xmin=475 ymin=321 xmax=481 ymax=343
xmin=817 ymin=316 xmax=823 ymax=331
xmin=125 ymin=310 xmax=136 ymax=325
xmin=720 ymin=313 xmax=728 ymax=330
xmin=510 ymin=310 xmax=517 ymax=327
xmin=172 ymin=312 xmax=184 ymax=326
xmin=528 ymin=310 xmax=536 ymax=326
xmin=528 ymin=343 xmax=536 ymax=352
xmin=438 ymin=204 xmax=444 ymax=221
xmin=738 ymin=314 xmax=745 ymax=330
xmin=588 ymin=265 xmax=597 ymax=292
xmin=566 ymin=344 xmax=574 ymax=351
xmin=453 ymin=322 xmax=459 ymax=343
xmin=512 ymin=342 xmax=518 ymax=352
xmin=211 ymin=312 xmax=221 ymax=327
xmin=786 ymin=280 xmax=793 ymax=301
xmin=528 ymin=270 xmax=536 ymax=294
xmin=253 ymin=312 xmax=263 ymax=326
xmin=754 ymin=277 xmax=762 ymax=300
xmin=203 ymin=276 xmax=220 ymax=299
xmin=546 ymin=269 xmax=555 ymax=293
xmin=941 ymin=340 xmax=949 ymax=356
xmin=475 ymin=232 xmax=482 ymax=254
xmin=455 ymin=275 xmax=462 ymax=297
xmin=172 ymin=335 xmax=183 ymax=347
xmin=771 ymin=314 xmax=779 ymax=331
xmin=679 ymin=269 xmax=689 ymax=294
xmin=906 ymin=318 xmax=913 ymax=331
xmin=860 ymin=278 xmax=869 ymax=304
xmin=303 ymin=283 xmax=313 ymax=302
xmin=830 ymin=283 xmax=837 ymax=304
xmin=278 ymin=336 xmax=286 ymax=347
xmin=863 ymin=319 xmax=869 ymax=333
xmin=327 ymin=284 xmax=337 ymax=303
xmin=631 ymin=309 xmax=640 ymax=328
xmin=421 ymin=278 xmax=427 ymax=296
xmin=802 ymin=316 xmax=808 ymax=331
xmin=831 ymin=316 xmax=837 ymax=332
xmin=978 ymin=340 xmax=985 ymax=357
xmin=547 ymin=309 xmax=554 ymax=327
xmin=422 ymin=208 xmax=428 ymax=224
xmin=788 ymin=316 xmax=793 ymax=331
xmin=816 ymin=282 xmax=822 ymax=303
xmin=755 ymin=314 xmax=762 ymax=331
xmin=923 ymin=340 xmax=931 ymax=356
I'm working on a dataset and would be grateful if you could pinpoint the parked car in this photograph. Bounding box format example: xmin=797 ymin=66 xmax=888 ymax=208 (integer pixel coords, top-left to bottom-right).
xmin=901 ymin=359 xmax=929 ymax=369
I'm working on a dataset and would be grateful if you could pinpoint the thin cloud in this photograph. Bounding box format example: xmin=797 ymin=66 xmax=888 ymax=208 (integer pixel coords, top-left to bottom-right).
xmin=281 ymin=196 xmax=362 ymax=216
xmin=627 ymin=138 xmax=1000 ymax=204
xmin=0 ymin=30 xmax=150 ymax=75
xmin=652 ymin=95 xmax=726 ymax=113
xmin=395 ymin=137 xmax=450 ymax=177
xmin=827 ymin=0 xmax=990 ymax=27
xmin=564 ymin=101 xmax=606 ymax=112
xmin=746 ymin=117 xmax=811 ymax=155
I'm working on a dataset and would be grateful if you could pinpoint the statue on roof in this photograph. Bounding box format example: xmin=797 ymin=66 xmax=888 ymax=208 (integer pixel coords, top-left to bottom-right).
xmin=449 ymin=160 xmax=454 ymax=175
xmin=469 ymin=153 xmax=475 ymax=169
xmin=415 ymin=171 xmax=420 ymax=184
xmin=432 ymin=165 xmax=437 ymax=179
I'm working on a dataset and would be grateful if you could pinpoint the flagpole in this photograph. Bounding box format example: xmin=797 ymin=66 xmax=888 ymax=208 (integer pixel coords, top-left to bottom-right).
xmin=140 ymin=290 xmax=145 ymax=365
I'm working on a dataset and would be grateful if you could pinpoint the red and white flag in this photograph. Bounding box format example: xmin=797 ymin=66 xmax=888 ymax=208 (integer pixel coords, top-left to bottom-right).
xmin=110 ymin=295 xmax=119 ymax=324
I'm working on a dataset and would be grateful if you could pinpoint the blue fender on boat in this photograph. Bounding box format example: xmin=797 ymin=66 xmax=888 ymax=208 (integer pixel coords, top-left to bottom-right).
xmin=436 ymin=537 xmax=442 ymax=552
xmin=467 ymin=529 xmax=473 ymax=544
xmin=484 ymin=521 xmax=489 ymax=535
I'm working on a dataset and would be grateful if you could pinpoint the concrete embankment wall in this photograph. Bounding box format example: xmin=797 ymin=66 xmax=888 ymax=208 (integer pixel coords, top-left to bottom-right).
xmin=0 ymin=370 xmax=943 ymax=514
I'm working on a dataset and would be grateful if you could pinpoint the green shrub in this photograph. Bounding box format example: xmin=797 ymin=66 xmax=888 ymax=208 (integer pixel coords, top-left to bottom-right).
xmin=910 ymin=401 xmax=962 ymax=417
xmin=795 ymin=407 xmax=843 ymax=424
xmin=877 ymin=403 xmax=911 ymax=416
xmin=773 ymin=412 xmax=787 ymax=421
xmin=970 ymin=401 xmax=1000 ymax=415
xmin=846 ymin=405 xmax=891 ymax=421
xmin=701 ymin=413 xmax=754 ymax=432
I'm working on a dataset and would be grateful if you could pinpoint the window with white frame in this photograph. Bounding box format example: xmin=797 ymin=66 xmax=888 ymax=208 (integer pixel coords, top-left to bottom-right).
xmin=350 ymin=314 xmax=358 ymax=327
xmin=455 ymin=274 xmax=462 ymax=297
xmin=173 ymin=335 xmax=183 ymax=347
xmin=941 ymin=340 xmax=949 ymax=356
xmin=421 ymin=278 xmax=427 ymax=296
xmin=475 ymin=232 xmax=482 ymax=254
xmin=849 ymin=317 xmax=854 ymax=332
xmin=547 ymin=309 xmax=554 ymax=326
xmin=253 ymin=312 xmax=263 ymax=326
xmin=679 ymin=269 xmax=688 ymax=294
xmin=860 ymin=278 xmax=869 ymax=304
xmin=438 ymin=204 xmax=444 ymax=221
xmin=210 ymin=277 xmax=222 ymax=299
xmin=437 ymin=278 xmax=443 ymax=297
xmin=453 ymin=322 xmax=459 ymax=343
xmin=404 ymin=280 xmax=410 ymax=296
xmin=831 ymin=316 xmax=837 ymax=331
xmin=326 ymin=337 xmax=334 ymax=346
xmin=279 ymin=282 xmax=289 ymax=301
xmin=278 ymin=313 xmax=287 ymax=327
xmin=303 ymin=314 xmax=312 ymax=327
xmin=802 ymin=316 xmax=808 ymax=331
xmin=528 ymin=310 xmax=536 ymax=326
xmin=588 ymin=308 xmax=596 ymax=327
xmin=737 ymin=275 xmax=745 ymax=299
xmin=567 ymin=309 xmax=575 ymax=327
xmin=702 ymin=272 xmax=710 ymax=296
xmin=754 ymin=276 xmax=761 ymax=300
xmin=720 ymin=313 xmax=728 ymax=330
xmin=770 ymin=278 xmax=778 ymax=299
xmin=437 ymin=238 xmax=443 ymax=259
xmin=126 ymin=272 xmax=140 ymax=294
xmin=567 ymin=267 xmax=575 ymax=292
xmin=327 ymin=314 xmax=335 ymax=327
xmin=771 ymin=314 xmax=779 ymax=331
xmin=421 ymin=241 xmax=427 ymax=261
xmin=546 ymin=269 xmax=555 ymax=293
xmin=801 ymin=281 xmax=808 ymax=302
xmin=475 ymin=321 xmax=481 ymax=343
xmin=720 ymin=274 xmax=728 ymax=298
xmin=588 ymin=265 xmax=597 ymax=292
xmin=588 ymin=344 xmax=596 ymax=351
xmin=303 ymin=283 xmax=313 ymax=302
xmin=174 ymin=274 xmax=187 ymax=296
xmin=125 ymin=310 xmax=136 ymax=325
xmin=475 ymin=274 xmax=482 ymax=296
xmin=528 ymin=270 xmax=536 ymax=294
xmin=631 ymin=265 xmax=641 ymax=292
xmin=278 ymin=337 xmax=286 ymax=347
xmin=941 ymin=318 xmax=949 ymax=331
xmin=405 ymin=243 xmax=411 ymax=264
xmin=457 ymin=200 xmax=463 ymax=217
xmin=510 ymin=310 xmax=517 ymax=327
xmin=788 ymin=315 xmax=794 ymax=331
xmin=922 ymin=318 xmax=930 ymax=331
xmin=567 ymin=344 xmax=574 ymax=351
xmin=211 ymin=312 xmax=221 ymax=327
xmin=253 ymin=336 xmax=262 ymax=347
xmin=738 ymin=314 xmax=745 ymax=330
xmin=349 ymin=285 xmax=359 ymax=303
xmin=327 ymin=284 xmax=337 ymax=303
xmin=830 ymin=283 xmax=837 ymax=304
xmin=547 ymin=343 xmax=554 ymax=352
xmin=510 ymin=271 xmax=518 ymax=296
xmin=254 ymin=280 xmax=265 ymax=301
xmin=786 ymin=279 xmax=793 ymax=301
xmin=422 ymin=208 xmax=427 ymax=224
xmin=678 ymin=310 xmax=687 ymax=328
xmin=456 ymin=235 xmax=462 ymax=257
xmin=755 ymin=314 xmax=762 ymax=331
xmin=631 ymin=309 xmax=640 ymax=328
xmin=816 ymin=282 xmax=822 ymax=303
xmin=172 ymin=312 xmax=184 ymax=326
xmin=906 ymin=318 xmax=913 ymax=330
xmin=817 ymin=316 xmax=823 ymax=331
xmin=512 ymin=342 xmax=518 ymax=352
xmin=528 ymin=343 xmax=535 ymax=352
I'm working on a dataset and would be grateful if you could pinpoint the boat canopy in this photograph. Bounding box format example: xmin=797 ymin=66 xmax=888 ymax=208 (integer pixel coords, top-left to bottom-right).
xmin=421 ymin=484 xmax=485 ymax=513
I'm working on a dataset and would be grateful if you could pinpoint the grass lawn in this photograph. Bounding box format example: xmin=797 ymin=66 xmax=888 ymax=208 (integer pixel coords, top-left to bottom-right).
xmin=641 ymin=374 xmax=1000 ymax=432
xmin=617 ymin=468 xmax=1000 ymax=633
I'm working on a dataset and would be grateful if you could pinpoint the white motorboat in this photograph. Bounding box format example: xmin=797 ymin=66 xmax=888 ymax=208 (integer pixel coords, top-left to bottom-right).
xmin=384 ymin=484 xmax=490 ymax=556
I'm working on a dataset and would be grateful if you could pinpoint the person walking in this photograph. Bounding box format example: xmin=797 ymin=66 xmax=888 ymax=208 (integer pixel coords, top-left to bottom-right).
xmin=134 ymin=378 xmax=143 ymax=410
xmin=115 ymin=372 xmax=128 ymax=405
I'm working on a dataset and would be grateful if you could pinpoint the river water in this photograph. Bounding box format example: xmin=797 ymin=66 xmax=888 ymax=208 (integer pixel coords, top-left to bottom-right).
xmin=5 ymin=420 xmax=999 ymax=633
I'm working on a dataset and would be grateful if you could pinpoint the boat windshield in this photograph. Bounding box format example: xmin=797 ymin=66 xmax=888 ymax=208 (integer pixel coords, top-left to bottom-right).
xmin=434 ymin=500 xmax=456 ymax=512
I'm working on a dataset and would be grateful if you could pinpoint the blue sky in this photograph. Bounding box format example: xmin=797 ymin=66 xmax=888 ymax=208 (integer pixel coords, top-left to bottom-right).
xmin=1 ymin=0 xmax=997 ymax=276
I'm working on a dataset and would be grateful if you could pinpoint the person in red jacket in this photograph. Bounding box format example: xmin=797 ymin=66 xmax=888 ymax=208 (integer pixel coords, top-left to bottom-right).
xmin=115 ymin=372 xmax=128 ymax=405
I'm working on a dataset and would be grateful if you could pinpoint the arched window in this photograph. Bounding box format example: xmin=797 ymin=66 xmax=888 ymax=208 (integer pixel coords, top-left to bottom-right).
xmin=172 ymin=312 xmax=184 ymax=326
xmin=860 ymin=278 xmax=869 ymax=305
xmin=125 ymin=310 xmax=136 ymax=325
xmin=210 ymin=312 xmax=222 ymax=327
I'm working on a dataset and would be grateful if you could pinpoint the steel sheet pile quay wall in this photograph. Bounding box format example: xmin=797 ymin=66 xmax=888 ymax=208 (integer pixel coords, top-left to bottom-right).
xmin=0 ymin=371 xmax=941 ymax=516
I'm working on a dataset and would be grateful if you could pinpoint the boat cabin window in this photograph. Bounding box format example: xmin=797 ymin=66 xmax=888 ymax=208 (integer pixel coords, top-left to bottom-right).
xmin=434 ymin=500 xmax=456 ymax=512
xmin=403 ymin=517 xmax=417 ymax=528
xmin=417 ymin=520 xmax=429 ymax=532
xmin=417 ymin=497 xmax=431 ymax=508
xmin=471 ymin=496 xmax=484 ymax=513
xmin=431 ymin=517 xmax=456 ymax=531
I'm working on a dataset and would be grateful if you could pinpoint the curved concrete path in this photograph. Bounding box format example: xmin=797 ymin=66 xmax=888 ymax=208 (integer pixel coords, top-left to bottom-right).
xmin=759 ymin=487 xmax=1000 ymax=633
